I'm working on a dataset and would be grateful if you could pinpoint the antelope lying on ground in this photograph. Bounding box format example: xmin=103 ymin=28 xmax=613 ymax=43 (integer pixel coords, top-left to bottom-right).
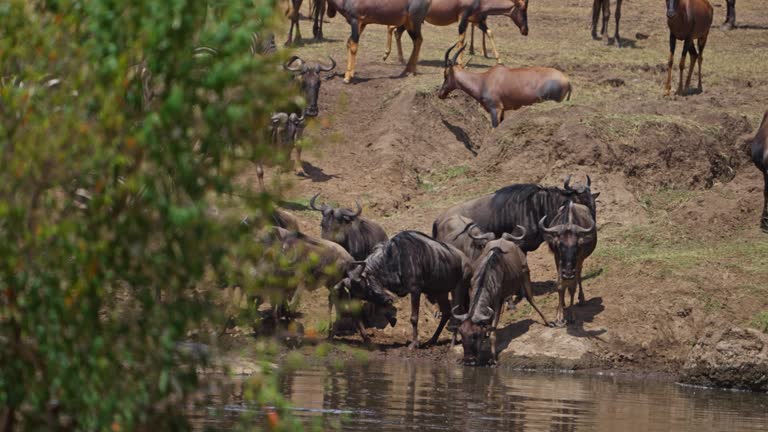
xmin=437 ymin=43 xmax=571 ymax=128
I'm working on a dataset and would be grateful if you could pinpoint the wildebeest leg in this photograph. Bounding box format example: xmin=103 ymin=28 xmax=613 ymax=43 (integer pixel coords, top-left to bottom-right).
xmin=256 ymin=162 xmax=266 ymax=192
xmin=356 ymin=319 xmax=371 ymax=343
xmin=614 ymin=0 xmax=622 ymax=48
xmin=469 ymin=23 xmax=476 ymax=55
xmin=477 ymin=20 xmax=500 ymax=63
xmin=409 ymin=292 xmax=421 ymax=349
xmin=601 ymin=0 xmax=610 ymax=44
xmin=522 ymin=270 xmax=552 ymax=326
xmin=762 ymin=172 xmax=768 ymax=232
xmin=489 ymin=302 xmax=503 ymax=364
xmin=567 ymin=283 xmax=577 ymax=324
xmin=677 ymin=39 xmax=691 ymax=95
xmin=577 ymin=265 xmax=586 ymax=306
xmin=665 ymin=33 xmax=676 ymax=96
xmin=591 ymin=0 xmax=601 ymax=40
xmin=695 ymin=36 xmax=708 ymax=92
xmin=684 ymin=42 xmax=698 ymax=93
xmin=426 ymin=293 xmax=451 ymax=347
xmin=344 ymin=20 xmax=363 ymax=83
xmin=402 ymin=27 xmax=423 ymax=76
xmin=327 ymin=291 xmax=335 ymax=339
xmin=554 ymin=279 xmax=567 ymax=328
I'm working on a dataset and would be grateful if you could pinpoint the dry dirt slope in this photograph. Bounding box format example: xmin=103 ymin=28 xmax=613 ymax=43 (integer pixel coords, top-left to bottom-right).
xmin=253 ymin=0 xmax=768 ymax=372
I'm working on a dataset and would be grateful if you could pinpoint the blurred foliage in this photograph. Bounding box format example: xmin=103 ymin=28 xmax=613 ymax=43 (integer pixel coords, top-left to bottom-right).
xmin=0 ymin=0 xmax=315 ymax=430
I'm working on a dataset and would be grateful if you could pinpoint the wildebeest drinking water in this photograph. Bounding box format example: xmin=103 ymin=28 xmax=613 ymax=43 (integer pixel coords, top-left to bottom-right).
xmin=325 ymin=0 xmax=432 ymax=83
xmin=346 ymin=231 xmax=473 ymax=348
xmin=664 ymin=0 xmax=713 ymax=96
xmin=453 ymin=227 xmax=552 ymax=364
xmin=433 ymin=176 xmax=598 ymax=254
xmin=751 ymin=111 xmax=768 ymax=232
xmin=539 ymin=201 xmax=597 ymax=327
xmin=438 ymin=43 xmax=571 ymax=128
xmin=385 ymin=0 xmax=529 ymax=64
xmin=309 ymin=193 xmax=389 ymax=260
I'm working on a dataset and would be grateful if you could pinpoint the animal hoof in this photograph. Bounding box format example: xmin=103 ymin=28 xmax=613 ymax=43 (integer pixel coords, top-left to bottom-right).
xmin=550 ymin=319 xmax=567 ymax=328
xmin=408 ymin=342 xmax=420 ymax=350
xmin=295 ymin=169 xmax=307 ymax=177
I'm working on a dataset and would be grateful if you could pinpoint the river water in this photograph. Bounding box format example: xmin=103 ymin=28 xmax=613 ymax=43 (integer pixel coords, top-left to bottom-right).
xmin=195 ymin=359 xmax=768 ymax=431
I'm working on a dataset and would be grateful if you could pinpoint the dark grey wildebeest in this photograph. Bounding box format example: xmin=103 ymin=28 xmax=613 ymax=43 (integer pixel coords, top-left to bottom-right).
xmin=310 ymin=193 xmax=389 ymax=260
xmin=539 ymin=201 xmax=597 ymax=327
xmin=347 ymin=231 xmax=473 ymax=349
xmin=433 ymin=176 xmax=599 ymax=254
xmin=452 ymin=227 xmax=552 ymax=365
xmin=751 ymin=110 xmax=768 ymax=233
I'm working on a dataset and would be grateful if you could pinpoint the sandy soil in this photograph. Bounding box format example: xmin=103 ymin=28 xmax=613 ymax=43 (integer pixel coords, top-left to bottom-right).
xmin=236 ymin=0 xmax=768 ymax=374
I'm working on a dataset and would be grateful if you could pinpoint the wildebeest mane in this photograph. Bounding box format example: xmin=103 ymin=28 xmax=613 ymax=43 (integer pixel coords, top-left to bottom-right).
xmin=342 ymin=218 xmax=387 ymax=260
xmin=381 ymin=231 xmax=459 ymax=297
xmin=482 ymin=184 xmax=574 ymax=240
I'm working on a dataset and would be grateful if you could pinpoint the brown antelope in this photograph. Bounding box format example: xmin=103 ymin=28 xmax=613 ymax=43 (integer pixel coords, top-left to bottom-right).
xmin=438 ymin=43 xmax=571 ymax=128
xmin=385 ymin=0 xmax=529 ymax=64
xmin=326 ymin=0 xmax=432 ymax=83
xmin=664 ymin=0 xmax=713 ymax=96
xmin=591 ymin=0 xmax=623 ymax=47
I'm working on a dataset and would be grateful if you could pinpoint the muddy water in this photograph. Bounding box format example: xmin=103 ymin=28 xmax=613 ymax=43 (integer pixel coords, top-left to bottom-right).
xmin=199 ymin=359 xmax=768 ymax=431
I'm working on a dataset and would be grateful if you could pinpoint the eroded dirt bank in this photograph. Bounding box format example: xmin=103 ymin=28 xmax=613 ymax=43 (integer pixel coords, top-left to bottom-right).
xmin=238 ymin=0 xmax=768 ymax=386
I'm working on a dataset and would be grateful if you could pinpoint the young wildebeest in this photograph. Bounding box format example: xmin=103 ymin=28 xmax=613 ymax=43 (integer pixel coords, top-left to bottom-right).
xmin=325 ymin=0 xmax=432 ymax=83
xmin=664 ymin=0 xmax=713 ymax=96
xmin=591 ymin=0 xmax=623 ymax=47
xmin=433 ymin=176 xmax=599 ymax=254
xmin=438 ymin=43 xmax=571 ymax=128
xmin=751 ymin=111 xmax=768 ymax=232
xmin=453 ymin=227 xmax=552 ymax=364
xmin=257 ymin=112 xmax=306 ymax=191
xmin=309 ymin=193 xmax=389 ymax=260
xmin=385 ymin=0 xmax=529 ymax=64
xmin=347 ymin=231 xmax=473 ymax=349
xmin=539 ymin=201 xmax=597 ymax=327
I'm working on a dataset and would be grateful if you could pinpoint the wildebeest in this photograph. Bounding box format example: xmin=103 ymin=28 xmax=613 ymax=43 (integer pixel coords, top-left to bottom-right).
xmin=432 ymin=214 xmax=493 ymax=262
xmin=385 ymin=0 xmax=529 ymax=64
xmin=242 ymin=208 xmax=301 ymax=232
xmin=347 ymin=231 xmax=473 ymax=348
xmin=751 ymin=111 xmax=768 ymax=233
xmin=722 ymin=0 xmax=736 ymax=30
xmin=591 ymin=0 xmax=624 ymax=47
xmin=257 ymin=112 xmax=306 ymax=191
xmin=309 ymin=193 xmax=389 ymax=260
xmin=438 ymin=43 xmax=571 ymax=128
xmin=453 ymin=230 xmax=552 ymax=364
xmin=325 ymin=0 xmax=432 ymax=83
xmin=539 ymin=201 xmax=597 ymax=327
xmin=284 ymin=55 xmax=337 ymax=117
xmin=664 ymin=0 xmax=713 ymax=96
xmin=433 ymin=176 xmax=598 ymax=254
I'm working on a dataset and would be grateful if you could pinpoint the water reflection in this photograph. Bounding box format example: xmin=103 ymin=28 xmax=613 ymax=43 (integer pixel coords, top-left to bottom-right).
xmin=198 ymin=359 xmax=768 ymax=431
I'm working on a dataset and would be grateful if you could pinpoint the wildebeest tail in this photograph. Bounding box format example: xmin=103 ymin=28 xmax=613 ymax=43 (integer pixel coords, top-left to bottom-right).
xmin=431 ymin=220 xmax=438 ymax=239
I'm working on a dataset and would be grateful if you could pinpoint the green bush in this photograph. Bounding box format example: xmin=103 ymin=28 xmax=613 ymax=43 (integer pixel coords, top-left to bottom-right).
xmin=1 ymin=0 xmax=306 ymax=430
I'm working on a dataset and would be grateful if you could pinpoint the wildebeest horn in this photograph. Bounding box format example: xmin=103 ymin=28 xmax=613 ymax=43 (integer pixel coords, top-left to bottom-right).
xmin=467 ymin=224 xmax=494 ymax=241
xmin=539 ymin=216 xmax=560 ymax=234
xmin=564 ymin=175 xmax=572 ymax=191
xmin=309 ymin=192 xmax=329 ymax=212
xmin=318 ymin=56 xmax=336 ymax=72
xmin=452 ymin=305 xmax=469 ymax=322
xmin=451 ymin=43 xmax=466 ymax=66
xmin=284 ymin=56 xmax=305 ymax=72
xmin=502 ymin=225 xmax=527 ymax=241
xmin=572 ymin=219 xmax=595 ymax=234
xmin=586 ymin=175 xmax=592 ymax=188
xmin=341 ymin=199 xmax=363 ymax=218
xmin=476 ymin=306 xmax=494 ymax=322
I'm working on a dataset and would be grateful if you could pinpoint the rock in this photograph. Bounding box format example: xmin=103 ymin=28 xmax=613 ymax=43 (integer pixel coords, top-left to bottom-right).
xmin=680 ymin=327 xmax=768 ymax=391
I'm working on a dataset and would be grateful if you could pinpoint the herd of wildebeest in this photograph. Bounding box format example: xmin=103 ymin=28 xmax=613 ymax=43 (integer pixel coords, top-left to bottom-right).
xmin=249 ymin=0 xmax=768 ymax=365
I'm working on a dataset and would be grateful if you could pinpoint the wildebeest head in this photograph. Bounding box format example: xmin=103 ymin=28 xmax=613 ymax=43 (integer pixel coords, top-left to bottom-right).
xmin=344 ymin=248 xmax=394 ymax=310
xmin=284 ymin=56 xmax=337 ymax=117
xmin=457 ymin=223 xmax=527 ymax=259
xmin=438 ymin=43 xmax=470 ymax=100
xmin=509 ymin=0 xmax=530 ymax=36
xmin=310 ymin=192 xmax=363 ymax=242
xmin=562 ymin=175 xmax=600 ymax=220
xmin=539 ymin=202 xmax=595 ymax=280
